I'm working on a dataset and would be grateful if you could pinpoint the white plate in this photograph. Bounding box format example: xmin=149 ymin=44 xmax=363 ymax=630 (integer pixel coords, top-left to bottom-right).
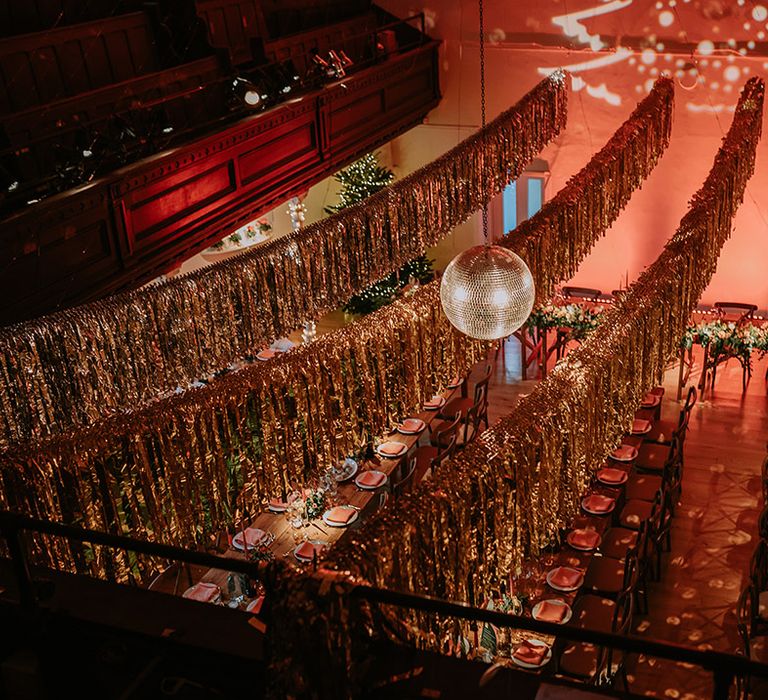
xmin=267 ymin=501 xmax=288 ymax=513
xmin=397 ymin=419 xmax=425 ymax=435
xmin=376 ymin=441 xmax=408 ymax=458
xmin=566 ymin=529 xmax=601 ymax=551
xmin=293 ymin=539 xmax=327 ymax=562
xmin=334 ymin=458 xmax=358 ymax=482
xmin=532 ymin=599 xmax=572 ymax=625
xmin=641 ymin=394 xmax=661 ymax=408
xmin=423 ymin=396 xmax=446 ymax=410
xmin=322 ymin=507 xmax=359 ymax=528
xmin=354 ymin=470 xmax=387 ymax=490
xmin=510 ymin=638 xmax=553 ymax=669
xmin=232 ymin=528 xmax=273 ymax=551
xmin=545 ymin=567 xmax=584 ymax=592
xmin=609 ymin=445 xmax=638 ymax=462
xmin=581 ymin=496 xmax=616 ymax=516
xmin=446 ymin=378 xmax=463 ymax=389
xmin=597 ymin=469 xmax=629 ymax=486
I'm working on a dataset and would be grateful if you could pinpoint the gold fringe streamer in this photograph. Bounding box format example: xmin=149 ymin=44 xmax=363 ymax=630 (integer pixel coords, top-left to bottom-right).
xmin=0 ymin=284 xmax=487 ymax=579
xmin=500 ymin=76 xmax=674 ymax=304
xmin=0 ymin=73 xmax=569 ymax=448
xmin=325 ymin=79 xmax=763 ymax=623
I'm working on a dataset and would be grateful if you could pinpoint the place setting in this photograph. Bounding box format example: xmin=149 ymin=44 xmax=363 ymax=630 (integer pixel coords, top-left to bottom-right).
xmin=596 ymin=465 xmax=629 ymax=487
xmin=581 ymin=492 xmax=617 ymax=516
xmin=322 ymin=504 xmax=360 ymax=528
xmin=396 ymin=417 xmax=426 ymax=435
xmin=231 ymin=527 xmax=275 ymax=552
xmin=376 ymin=439 xmax=408 ymax=459
xmin=545 ymin=565 xmax=585 ymax=593
xmin=510 ymin=638 xmax=553 ymax=670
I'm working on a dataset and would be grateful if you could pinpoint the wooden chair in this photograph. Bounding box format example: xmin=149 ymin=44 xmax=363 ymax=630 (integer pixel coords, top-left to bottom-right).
xmin=562 ymin=286 xmax=602 ymax=304
xmin=747 ymin=539 xmax=768 ymax=638
xmin=441 ymin=372 xmax=490 ymax=434
xmin=392 ymin=451 xmax=418 ymax=499
xmin=557 ymin=589 xmax=632 ymax=686
xmin=698 ymin=303 xmax=757 ymax=394
xmin=762 ymin=451 xmax=768 ymax=505
xmin=758 ymin=503 xmax=768 ymax=542
xmin=736 ymin=585 xmax=754 ymax=699
xmin=644 ymin=386 xmax=696 ymax=446
xmin=414 ymin=413 xmax=461 ymax=482
xmin=714 ymin=301 xmax=757 ymax=323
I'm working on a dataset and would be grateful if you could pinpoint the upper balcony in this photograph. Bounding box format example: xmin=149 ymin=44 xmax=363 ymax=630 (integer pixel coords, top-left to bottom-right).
xmin=0 ymin=0 xmax=440 ymax=325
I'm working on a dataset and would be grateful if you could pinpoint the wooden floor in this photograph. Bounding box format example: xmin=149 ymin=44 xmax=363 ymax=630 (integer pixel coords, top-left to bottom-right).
xmin=490 ymin=338 xmax=768 ymax=699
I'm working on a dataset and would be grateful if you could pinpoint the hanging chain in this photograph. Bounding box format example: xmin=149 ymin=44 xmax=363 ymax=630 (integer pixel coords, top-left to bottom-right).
xmin=479 ymin=0 xmax=489 ymax=245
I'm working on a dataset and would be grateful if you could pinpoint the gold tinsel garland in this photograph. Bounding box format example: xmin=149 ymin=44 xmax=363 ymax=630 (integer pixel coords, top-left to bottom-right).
xmin=0 ymin=73 xmax=569 ymax=448
xmin=501 ymin=76 xmax=674 ymax=305
xmin=325 ymin=79 xmax=764 ymax=617
xmin=0 ymin=74 xmax=675 ymax=582
xmin=0 ymin=283 xmax=487 ymax=578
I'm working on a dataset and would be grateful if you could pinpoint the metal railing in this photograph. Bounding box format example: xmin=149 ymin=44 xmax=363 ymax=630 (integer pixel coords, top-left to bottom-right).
xmin=1 ymin=510 xmax=763 ymax=699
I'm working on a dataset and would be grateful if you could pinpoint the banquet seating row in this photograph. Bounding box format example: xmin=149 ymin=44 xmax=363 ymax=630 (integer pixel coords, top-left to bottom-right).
xmin=524 ymin=386 xmax=697 ymax=689
xmin=735 ymin=444 xmax=768 ymax=696
xmin=393 ymin=357 xmax=494 ymax=497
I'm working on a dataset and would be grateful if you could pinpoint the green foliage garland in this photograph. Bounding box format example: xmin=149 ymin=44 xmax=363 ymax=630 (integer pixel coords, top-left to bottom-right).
xmin=326 ymin=153 xmax=434 ymax=315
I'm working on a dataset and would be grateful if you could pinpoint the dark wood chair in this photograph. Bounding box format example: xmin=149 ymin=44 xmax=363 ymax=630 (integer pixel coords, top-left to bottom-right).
xmin=699 ymin=303 xmax=758 ymax=394
xmin=441 ymin=372 xmax=490 ymax=435
xmin=392 ymin=451 xmax=418 ymax=499
xmin=714 ymin=301 xmax=757 ymax=323
xmin=644 ymin=386 xmax=696 ymax=446
xmin=557 ymin=590 xmax=632 ymax=687
xmin=414 ymin=413 xmax=461 ymax=482
xmin=562 ymin=286 xmax=602 ymax=303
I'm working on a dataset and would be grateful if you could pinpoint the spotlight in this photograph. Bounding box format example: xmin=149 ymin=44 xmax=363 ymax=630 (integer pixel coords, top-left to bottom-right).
xmin=232 ymin=77 xmax=263 ymax=108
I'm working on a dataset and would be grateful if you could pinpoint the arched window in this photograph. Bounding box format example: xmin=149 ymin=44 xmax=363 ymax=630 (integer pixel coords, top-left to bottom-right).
xmin=500 ymin=158 xmax=549 ymax=235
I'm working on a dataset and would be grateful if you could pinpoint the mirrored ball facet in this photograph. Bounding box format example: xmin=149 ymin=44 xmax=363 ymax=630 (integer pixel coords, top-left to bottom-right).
xmin=440 ymin=245 xmax=535 ymax=340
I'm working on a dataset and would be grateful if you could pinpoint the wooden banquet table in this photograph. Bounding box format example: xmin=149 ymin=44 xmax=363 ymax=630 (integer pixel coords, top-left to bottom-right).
xmin=165 ymin=365 xmax=661 ymax=682
xmin=156 ymin=378 xmax=469 ymax=603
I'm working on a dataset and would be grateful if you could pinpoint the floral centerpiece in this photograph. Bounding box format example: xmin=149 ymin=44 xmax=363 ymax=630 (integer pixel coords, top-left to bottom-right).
xmin=207 ymin=218 xmax=272 ymax=252
xmin=526 ymin=302 xmax=603 ymax=339
xmin=682 ymin=320 xmax=768 ymax=362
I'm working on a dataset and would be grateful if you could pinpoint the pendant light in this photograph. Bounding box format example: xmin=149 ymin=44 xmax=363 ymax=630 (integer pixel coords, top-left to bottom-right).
xmin=440 ymin=0 xmax=535 ymax=341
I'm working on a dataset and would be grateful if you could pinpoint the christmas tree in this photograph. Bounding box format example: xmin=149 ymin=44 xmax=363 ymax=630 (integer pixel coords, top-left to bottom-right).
xmin=326 ymin=152 xmax=434 ymax=315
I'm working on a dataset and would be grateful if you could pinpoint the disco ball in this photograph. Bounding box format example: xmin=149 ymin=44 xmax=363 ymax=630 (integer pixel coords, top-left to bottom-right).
xmin=440 ymin=245 xmax=535 ymax=340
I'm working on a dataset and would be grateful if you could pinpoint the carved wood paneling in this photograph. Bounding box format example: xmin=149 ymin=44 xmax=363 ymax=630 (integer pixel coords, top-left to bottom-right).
xmin=0 ymin=42 xmax=440 ymax=325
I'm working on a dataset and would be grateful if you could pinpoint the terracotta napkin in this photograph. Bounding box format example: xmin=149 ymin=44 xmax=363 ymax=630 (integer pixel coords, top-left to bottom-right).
xmin=257 ymin=349 xmax=276 ymax=360
xmin=234 ymin=527 xmax=267 ymax=548
xmin=583 ymin=494 xmax=615 ymax=513
xmin=632 ymin=418 xmax=652 ymax=434
xmin=246 ymin=596 xmax=265 ymax=615
xmin=357 ymin=471 xmax=386 ymax=488
xmin=423 ymin=396 xmax=444 ymax=409
xmin=568 ymin=528 xmax=601 ymax=549
xmin=513 ymin=640 xmax=548 ymax=665
xmin=400 ymin=418 xmax=424 ymax=432
xmin=378 ymin=441 xmax=406 ymax=456
xmin=610 ymin=444 xmax=637 ymax=461
xmin=549 ymin=567 xmax=583 ymax=589
xmin=536 ymin=601 xmax=567 ymax=623
xmin=184 ymin=582 xmax=220 ymax=603
xmin=641 ymin=393 xmax=659 ymax=407
xmin=327 ymin=506 xmax=355 ymax=524
xmin=295 ymin=541 xmax=322 ymax=560
xmin=268 ymin=498 xmax=288 ymax=511
xmin=598 ymin=467 xmax=627 ymax=484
